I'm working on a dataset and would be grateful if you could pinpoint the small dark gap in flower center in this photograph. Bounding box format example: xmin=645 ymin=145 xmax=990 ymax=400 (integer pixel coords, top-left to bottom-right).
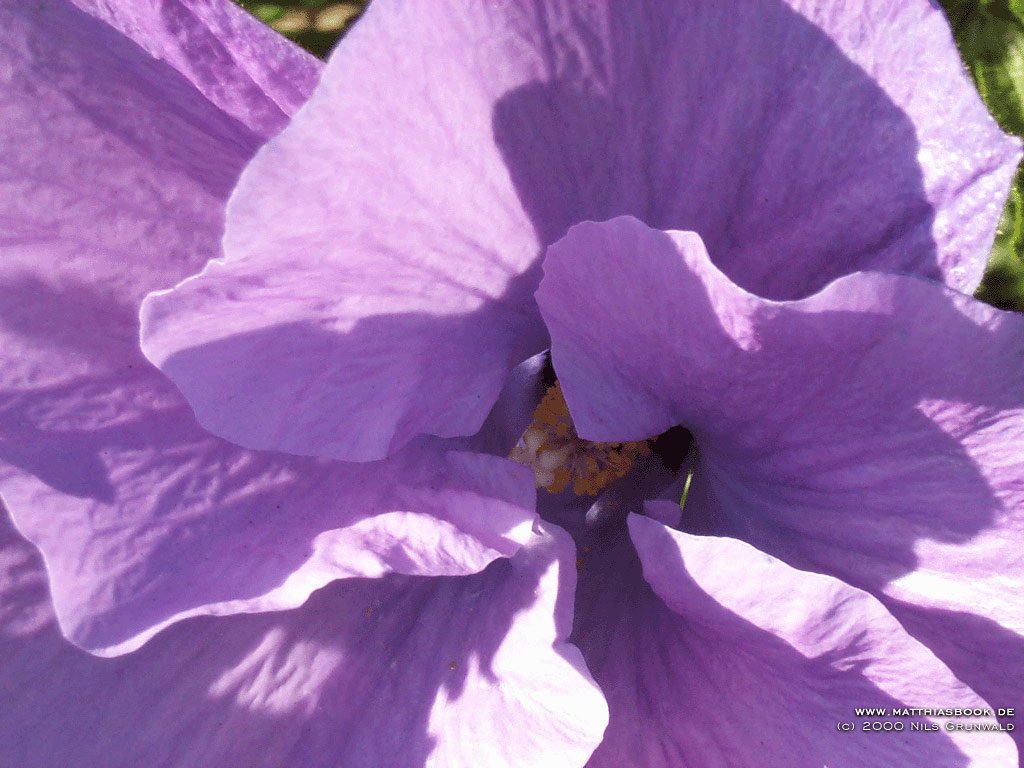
xmin=652 ymin=425 xmax=693 ymax=473
xmin=540 ymin=350 xmax=557 ymax=389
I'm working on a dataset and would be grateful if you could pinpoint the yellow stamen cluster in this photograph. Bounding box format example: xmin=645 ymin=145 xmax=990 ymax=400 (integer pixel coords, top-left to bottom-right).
xmin=510 ymin=383 xmax=651 ymax=496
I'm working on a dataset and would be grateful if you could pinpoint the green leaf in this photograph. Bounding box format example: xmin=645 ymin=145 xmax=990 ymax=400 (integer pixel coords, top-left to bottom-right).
xmin=940 ymin=0 xmax=1024 ymax=309
xmin=234 ymin=1 xmax=366 ymax=58
xmin=248 ymin=3 xmax=286 ymax=24
xmin=976 ymin=165 xmax=1024 ymax=310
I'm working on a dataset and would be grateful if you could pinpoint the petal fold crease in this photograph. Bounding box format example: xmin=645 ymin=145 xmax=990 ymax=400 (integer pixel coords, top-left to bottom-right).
xmin=539 ymin=216 xmax=1024 ymax=760
xmin=0 ymin=0 xmax=533 ymax=655
xmin=141 ymin=0 xmax=1016 ymax=460
xmin=0 ymin=509 xmax=605 ymax=767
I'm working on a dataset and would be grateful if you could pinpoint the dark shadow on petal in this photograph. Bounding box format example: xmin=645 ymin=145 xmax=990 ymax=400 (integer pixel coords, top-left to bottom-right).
xmin=538 ymin=215 xmax=1024 ymax=760
xmin=493 ymin=0 xmax=938 ymax=301
xmin=0 ymin=276 xmax=138 ymax=362
xmin=20 ymin=0 xmax=259 ymax=199
xmin=894 ymin=601 xmax=1024 ymax=758
xmin=452 ymin=351 xmax=549 ymax=458
xmin=697 ymin=279 xmax=1023 ymax=592
xmin=0 ymin=505 xmax=570 ymax=768
xmin=0 ymin=369 xmax=535 ymax=652
xmin=152 ymin=276 xmax=549 ymax=464
xmin=569 ymin=521 xmax=980 ymax=768
xmin=545 ymin=220 xmax=1019 ymax=609
xmin=0 ymin=271 xmax=548 ymax=654
xmin=0 ymin=275 xmax=155 ymax=506
xmin=0 ymin=436 xmax=115 ymax=503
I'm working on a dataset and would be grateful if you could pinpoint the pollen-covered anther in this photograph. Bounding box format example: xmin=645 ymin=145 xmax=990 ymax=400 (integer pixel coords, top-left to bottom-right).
xmin=510 ymin=382 xmax=652 ymax=496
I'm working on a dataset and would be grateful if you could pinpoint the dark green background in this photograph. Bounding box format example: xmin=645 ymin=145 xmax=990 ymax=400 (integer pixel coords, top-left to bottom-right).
xmin=233 ymin=0 xmax=1024 ymax=311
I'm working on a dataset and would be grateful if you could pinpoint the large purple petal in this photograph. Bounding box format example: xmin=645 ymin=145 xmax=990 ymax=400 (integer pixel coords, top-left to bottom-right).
xmin=68 ymin=0 xmax=321 ymax=138
xmin=539 ymin=216 xmax=1024 ymax=757
xmin=569 ymin=514 xmax=1016 ymax=768
xmin=140 ymin=0 xmax=1015 ymax=461
xmin=0 ymin=0 xmax=536 ymax=655
xmin=894 ymin=601 xmax=1024 ymax=754
xmin=0 ymin=0 xmax=267 ymax=307
xmin=2 ymin=396 xmax=536 ymax=656
xmin=1 ymin=509 xmax=606 ymax=767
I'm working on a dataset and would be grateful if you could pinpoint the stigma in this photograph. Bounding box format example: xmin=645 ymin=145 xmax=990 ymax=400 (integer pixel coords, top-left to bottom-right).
xmin=510 ymin=382 xmax=652 ymax=496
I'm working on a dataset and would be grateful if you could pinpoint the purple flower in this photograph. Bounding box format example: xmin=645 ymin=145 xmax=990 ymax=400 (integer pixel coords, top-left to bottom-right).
xmin=1 ymin=1 xmax=1022 ymax=766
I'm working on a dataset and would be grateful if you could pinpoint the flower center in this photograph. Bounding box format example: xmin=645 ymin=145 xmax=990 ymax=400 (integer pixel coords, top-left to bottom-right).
xmin=510 ymin=382 xmax=652 ymax=496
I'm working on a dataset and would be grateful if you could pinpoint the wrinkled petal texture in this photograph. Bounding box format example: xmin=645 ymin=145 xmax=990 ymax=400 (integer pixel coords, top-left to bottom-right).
xmin=68 ymin=0 xmax=321 ymax=136
xmin=141 ymin=0 xmax=1017 ymax=462
xmin=0 ymin=509 xmax=606 ymax=768
xmin=572 ymin=514 xmax=1015 ymax=768
xmin=3 ymin=420 xmax=537 ymax=656
xmin=0 ymin=0 xmax=537 ymax=656
xmin=539 ymin=216 xmax=1024 ymax=757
